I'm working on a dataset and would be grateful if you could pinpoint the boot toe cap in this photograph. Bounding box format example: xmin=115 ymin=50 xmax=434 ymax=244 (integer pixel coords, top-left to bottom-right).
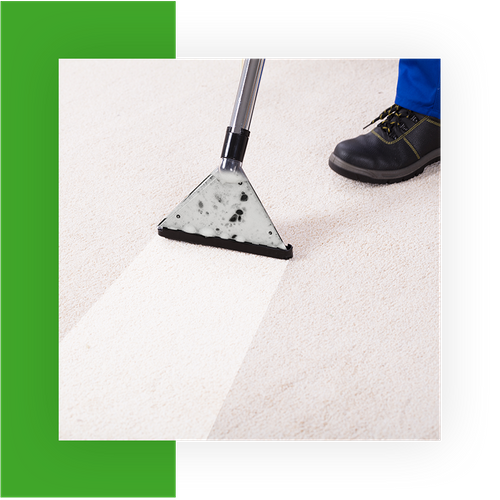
xmin=332 ymin=135 xmax=376 ymax=170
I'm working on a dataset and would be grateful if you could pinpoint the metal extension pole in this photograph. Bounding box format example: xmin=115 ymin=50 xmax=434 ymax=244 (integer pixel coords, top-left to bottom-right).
xmin=220 ymin=59 xmax=265 ymax=171
xmin=229 ymin=59 xmax=265 ymax=133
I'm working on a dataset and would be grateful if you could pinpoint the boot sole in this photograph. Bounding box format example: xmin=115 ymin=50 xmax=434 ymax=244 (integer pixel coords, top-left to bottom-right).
xmin=329 ymin=148 xmax=441 ymax=184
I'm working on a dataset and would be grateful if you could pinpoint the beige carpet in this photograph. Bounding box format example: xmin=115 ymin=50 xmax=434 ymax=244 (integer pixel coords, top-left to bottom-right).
xmin=59 ymin=59 xmax=440 ymax=440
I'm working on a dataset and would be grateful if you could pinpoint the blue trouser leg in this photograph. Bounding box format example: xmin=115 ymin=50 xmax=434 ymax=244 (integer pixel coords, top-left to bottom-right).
xmin=395 ymin=59 xmax=441 ymax=119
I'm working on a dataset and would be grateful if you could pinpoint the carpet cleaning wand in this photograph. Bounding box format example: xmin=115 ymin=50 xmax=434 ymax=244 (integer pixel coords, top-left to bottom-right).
xmin=158 ymin=59 xmax=293 ymax=259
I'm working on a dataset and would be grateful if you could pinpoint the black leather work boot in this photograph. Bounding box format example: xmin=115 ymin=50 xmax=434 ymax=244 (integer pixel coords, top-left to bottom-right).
xmin=329 ymin=105 xmax=440 ymax=184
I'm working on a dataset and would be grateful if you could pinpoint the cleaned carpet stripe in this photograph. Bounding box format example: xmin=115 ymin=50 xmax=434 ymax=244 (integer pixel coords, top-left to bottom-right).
xmin=59 ymin=236 xmax=288 ymax=440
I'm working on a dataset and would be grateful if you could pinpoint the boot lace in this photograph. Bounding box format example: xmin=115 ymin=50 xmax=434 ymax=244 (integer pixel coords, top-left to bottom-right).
xmin=363 ymin=105 xmax=419 ymax=139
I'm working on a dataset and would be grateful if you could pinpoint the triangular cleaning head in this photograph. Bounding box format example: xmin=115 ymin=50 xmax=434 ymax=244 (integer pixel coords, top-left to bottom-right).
xmin=158 ymin=166 xmax=293 ymax=259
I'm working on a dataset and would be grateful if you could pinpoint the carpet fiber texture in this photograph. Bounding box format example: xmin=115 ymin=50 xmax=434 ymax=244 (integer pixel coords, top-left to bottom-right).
xmin=59 ymin=59 xmax=440 ymax=440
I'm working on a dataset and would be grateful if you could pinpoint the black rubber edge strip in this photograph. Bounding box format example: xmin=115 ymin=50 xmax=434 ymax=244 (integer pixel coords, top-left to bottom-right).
xmin=158 ymin=224 xmax=293 ymax=260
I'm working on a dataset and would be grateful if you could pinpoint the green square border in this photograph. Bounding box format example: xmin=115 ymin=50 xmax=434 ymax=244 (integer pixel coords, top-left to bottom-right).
xmin=1 ymin=2 xmax=176 ymax=497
